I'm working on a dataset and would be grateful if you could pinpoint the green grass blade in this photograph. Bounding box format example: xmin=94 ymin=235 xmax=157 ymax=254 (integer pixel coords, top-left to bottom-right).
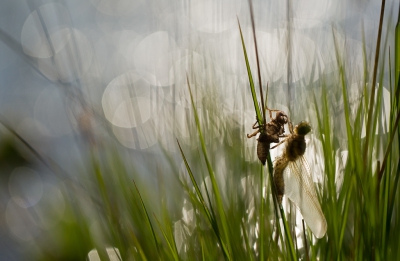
xmin=237 ymin=18 xmax=263 ymax=125
xmin=248 ymin=0 xmax=266 ymax=125
xmin=363 ymin=0 xmax=386 ymax=162
xmin=180 ymin=75 xmax=232 ymax=259
xmin=176 ymin=140 xmax=211 ymax=220
xmin=259 ymin=165 xmax=265 ymax=261
xmin=332 ymin=27 xmax=355 ymax=170
xmin=240 ymin=219 xmax=255 ymax=261
xmin=132 ymin=179 xmax=161 ymax=259
xmin=153 ymin=214 xmax=179 ymax=261
xmin=338 ymin=174 xmax=354 ymax=255
xmin=280 ymin=204 xmax=297 ymax=261
xmin=176 ymin=140 xmax=226 ymax=253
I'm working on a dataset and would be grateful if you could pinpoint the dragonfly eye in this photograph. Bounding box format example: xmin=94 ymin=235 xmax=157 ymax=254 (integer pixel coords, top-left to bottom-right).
xmin=295 ymin=121 xmax=311 ymax=135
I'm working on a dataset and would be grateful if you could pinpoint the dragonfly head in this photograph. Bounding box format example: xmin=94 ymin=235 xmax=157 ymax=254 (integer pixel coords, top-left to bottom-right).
xmin=275 ymin=111 xmax=288 ymax=125
xmin=295 ymin=121 xmax=311 ymax=135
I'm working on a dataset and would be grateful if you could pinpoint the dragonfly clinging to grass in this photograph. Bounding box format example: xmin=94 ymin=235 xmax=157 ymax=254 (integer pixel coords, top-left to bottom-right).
xmin=247 ymin=108 xmax=289 ymax=165
xmin=246 ymin=84 xmax=289 ymax=165
xmin=273 ymin=121 xmax=327 ymax=238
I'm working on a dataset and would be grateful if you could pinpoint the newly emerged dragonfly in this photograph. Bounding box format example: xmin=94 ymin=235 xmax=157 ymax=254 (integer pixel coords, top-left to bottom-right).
xmin=273 ymin=121 xmax=327 ymax=238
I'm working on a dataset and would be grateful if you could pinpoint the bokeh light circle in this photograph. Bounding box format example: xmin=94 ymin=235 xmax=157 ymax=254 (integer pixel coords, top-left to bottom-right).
xmin=21 ymin=3 xmax=71 ymax=59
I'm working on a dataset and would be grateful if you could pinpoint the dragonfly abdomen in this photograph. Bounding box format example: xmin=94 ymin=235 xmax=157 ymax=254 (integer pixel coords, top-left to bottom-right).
xmin=273 ymin=155 xmax=289 ymax=203
xmin=256 ymin=139 xmax=269 ymax=165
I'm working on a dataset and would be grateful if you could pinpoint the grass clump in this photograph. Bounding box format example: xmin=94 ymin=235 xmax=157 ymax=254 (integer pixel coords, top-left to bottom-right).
xmin=1 ymin=1 xmax=399 ymax=261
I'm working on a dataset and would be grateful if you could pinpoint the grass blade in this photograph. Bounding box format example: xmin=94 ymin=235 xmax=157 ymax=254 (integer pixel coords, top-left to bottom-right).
xmin=363 ymin=0 xmax=387 ymax=161
xmin=248 ymin=0 xmax=266 ymax=125
xmin=132 ymin=179 xmax=161 ymax=259
xmin=237 ymin=18 xmax=263 ymax=125
xmin=153 ymin=214 xmax=179 ymax=261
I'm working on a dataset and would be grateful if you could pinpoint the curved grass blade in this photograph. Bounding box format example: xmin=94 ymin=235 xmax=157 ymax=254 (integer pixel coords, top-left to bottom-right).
xmin=237 ymin=18 xmax=263 ymax=126
xmin=153 ymin=214 xmax=179 ymax=261
xmin=238 ymin=15 xmax=296 ymax=260
xmin=363 ymin=0 xmax=386 ymax=162
xmin=185 ymin=76 xmax=232 ymax=260
xmin=240 ymin=219 xmax=255 ymax=261
xmin=132 ymin=179 xmax=161 ymax=259
xmin=248 ymin=0 xmax=266 ymax=126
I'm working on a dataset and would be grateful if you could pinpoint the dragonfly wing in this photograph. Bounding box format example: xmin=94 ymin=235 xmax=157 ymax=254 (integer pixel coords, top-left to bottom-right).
xmin=283 ymin=156 xmax=327 ymax=238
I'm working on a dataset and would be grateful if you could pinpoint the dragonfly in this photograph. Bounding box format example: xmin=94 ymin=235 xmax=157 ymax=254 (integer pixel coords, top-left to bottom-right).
xmin=247 ymin=107 xmax=289 ymax=165
xmin=245 ymin=77 xmax=290 ymax=165
xmin=273 ymin=121 xmax=327 ymax=238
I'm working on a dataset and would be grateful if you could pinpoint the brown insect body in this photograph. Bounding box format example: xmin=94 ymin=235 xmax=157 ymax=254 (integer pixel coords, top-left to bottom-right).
xmin=248 ymin=110 xmax=288 ymax=165
xmin=273 ymin=121 xmax=310 ymax=203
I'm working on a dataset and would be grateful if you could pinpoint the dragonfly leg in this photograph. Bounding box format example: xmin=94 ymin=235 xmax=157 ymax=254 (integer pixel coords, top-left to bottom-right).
xmin=270 ymin=138 xmax=287 ymax=149
xmin=247 ymin=129 xmax=260 ymax=138
xmin=251 ymin=121 xmax=262 ymax=129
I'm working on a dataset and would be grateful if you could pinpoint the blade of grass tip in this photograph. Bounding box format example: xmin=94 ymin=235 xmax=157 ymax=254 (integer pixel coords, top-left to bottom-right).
xmin=248 ymin=0 xmax=266 ymax=125
xmin=363 ymin=0 xmax=386 ymax=163
xmin=0 ymin=117 xmax=64 ymax=176
xmin=177 ymin=138 xmax=224 ymax=248
xmin=237 ymin=17 xmax=263 ymax=125
xmin=132 ymin=179 xmax=161 ymax=259
xmin=176 ymin=140 xmax=212 ymax=223
xmin=186 ymin=76 xmax=232 ymax=260
xmin=153 ymin=214 xmax=179 ymax=261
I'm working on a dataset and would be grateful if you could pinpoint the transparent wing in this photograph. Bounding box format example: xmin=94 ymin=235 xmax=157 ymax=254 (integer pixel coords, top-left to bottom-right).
xmin=283 ymin=156 xmax=327 ymax=238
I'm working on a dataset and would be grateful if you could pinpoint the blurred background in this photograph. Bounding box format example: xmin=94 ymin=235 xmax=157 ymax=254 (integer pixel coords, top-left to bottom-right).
xmin=0 ymin=0 xmax=397 ymax=260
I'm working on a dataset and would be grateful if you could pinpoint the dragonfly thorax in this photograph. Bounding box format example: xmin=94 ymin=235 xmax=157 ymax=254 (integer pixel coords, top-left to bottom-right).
xmin=285 ymin=134 xmax=307 ymax=161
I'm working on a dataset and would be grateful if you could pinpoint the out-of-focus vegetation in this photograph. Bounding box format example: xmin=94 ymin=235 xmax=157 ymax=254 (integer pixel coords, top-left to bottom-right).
xmin=0 ymin=0 xmax=399 ymax=260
